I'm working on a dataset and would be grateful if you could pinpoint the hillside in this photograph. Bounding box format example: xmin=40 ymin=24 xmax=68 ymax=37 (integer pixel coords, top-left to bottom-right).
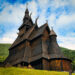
xmin=0 ymin=43 xmax=75 ymax=71
xmin=0 ymin=44 xmax=11 ymax=62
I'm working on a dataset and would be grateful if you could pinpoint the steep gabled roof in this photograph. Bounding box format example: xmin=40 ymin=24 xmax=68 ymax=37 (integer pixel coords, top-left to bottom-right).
xmin=29 ymin=23 xmax=50 ymax=40
xmin=10 ymin=23 xmax=50 ymax=49
xmin=9 ymin=25 xmax=35 ymax=49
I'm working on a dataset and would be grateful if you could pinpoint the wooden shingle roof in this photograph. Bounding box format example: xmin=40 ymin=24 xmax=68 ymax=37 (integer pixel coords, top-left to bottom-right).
xmin=29 ymin=24 xmax=48 ymax=40
xmin=10 ymin=24 xmax=49 ymax=49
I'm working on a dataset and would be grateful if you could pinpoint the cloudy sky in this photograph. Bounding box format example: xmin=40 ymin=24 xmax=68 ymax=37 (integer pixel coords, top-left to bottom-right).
xmin=0 ymin=0 xmax=75 ymax=50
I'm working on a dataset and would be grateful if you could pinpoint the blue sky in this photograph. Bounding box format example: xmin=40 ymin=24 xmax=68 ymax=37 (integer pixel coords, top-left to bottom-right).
xmin=0 ymin=0 xmax=75 ymax=50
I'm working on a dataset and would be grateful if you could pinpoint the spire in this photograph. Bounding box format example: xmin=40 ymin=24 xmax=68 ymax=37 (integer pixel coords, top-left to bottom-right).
xmin=19 ymin=3 xmax=33 ymax=30
xmin=26 ymin=3 xmax=28 ymax=9
xmin=50 ymin=27 xmax=57 ymax=36
xmin=25 ymin=3 xmax=29 ymax=18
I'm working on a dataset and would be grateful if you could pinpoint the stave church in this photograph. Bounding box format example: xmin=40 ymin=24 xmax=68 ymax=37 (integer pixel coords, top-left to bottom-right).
xmin=4 ymin=5 xmax=72 ymax=72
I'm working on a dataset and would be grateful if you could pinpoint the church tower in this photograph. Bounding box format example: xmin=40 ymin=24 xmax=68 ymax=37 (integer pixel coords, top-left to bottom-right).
xmin=18 ymin=7 xmax=33 ymax=35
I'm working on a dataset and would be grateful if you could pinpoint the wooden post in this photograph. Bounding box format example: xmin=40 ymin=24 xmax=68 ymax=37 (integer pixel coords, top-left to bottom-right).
xmin=61 ymin=60 xmax=63 ymax=71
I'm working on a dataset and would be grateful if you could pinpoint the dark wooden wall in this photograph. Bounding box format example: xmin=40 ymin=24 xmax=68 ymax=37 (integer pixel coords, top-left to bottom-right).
xmin=9 ymin=42 xmax=25 ymax=55
xmin=42 ymin=29 xmax=49 ymax=41
xmin=62 ymin=60 xmax=72 ymax=72
xmin=49 ymin=59 xmax=72 ymax=72
xmin=31 ymin=37 xmax=42 ymax=57
xmin=31 ymin=59 xmax=43 ymax=69
xmin=42 ymin=29 xmax=49 ymax=54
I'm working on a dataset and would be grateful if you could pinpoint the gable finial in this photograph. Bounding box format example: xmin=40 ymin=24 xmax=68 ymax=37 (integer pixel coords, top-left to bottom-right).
xmin=35 ymin=16 xmax=39 ymax=24
xmin=26 ymin=3 xmax=28 ymax=9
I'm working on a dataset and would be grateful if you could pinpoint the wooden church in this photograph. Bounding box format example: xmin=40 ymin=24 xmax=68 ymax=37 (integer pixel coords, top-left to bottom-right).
xmin=4 ymin=6 xmax=72 ymax=72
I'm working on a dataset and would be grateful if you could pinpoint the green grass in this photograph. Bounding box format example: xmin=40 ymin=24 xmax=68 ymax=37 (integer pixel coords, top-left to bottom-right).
xmin=0 ymin=67 xmax=69 ymax=75
xmin=72 ymin=73 xmax=75 ymax=75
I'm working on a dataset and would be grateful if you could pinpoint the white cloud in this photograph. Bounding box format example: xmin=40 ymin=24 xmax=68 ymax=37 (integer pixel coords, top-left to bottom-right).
xmin=69 ymin=0 xmax=75 ymax=7
xmin=0 ymin=1 xmax=39 ymax=25
xmin=56 ymin=14 xmax=75 ymax=27
xmin=0 ymin=3 xmax=25 ymax=25
xmin=57 ymin=36 xmax=75 ymax=50
xmin=38 ymin=9 xmax=47 ymax=26
xmin=28 ymin=0 xmax=38 ymax=22
xmin=48 ymin=14 xmax=56 ymax=27
xmin=38 ymin=0 xmax=49 ymax=9
xmin=0 ymin=31 xmax=17 ymax=43
xmin=0 ymin=37 xmax=14 ymax=43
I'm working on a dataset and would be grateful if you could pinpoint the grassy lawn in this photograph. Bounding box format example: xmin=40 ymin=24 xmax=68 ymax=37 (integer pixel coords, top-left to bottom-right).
xmin=72 ymin=73 xmax=75 ymax=75
xmin=0 ymin=67 xmax=70 ymax=75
